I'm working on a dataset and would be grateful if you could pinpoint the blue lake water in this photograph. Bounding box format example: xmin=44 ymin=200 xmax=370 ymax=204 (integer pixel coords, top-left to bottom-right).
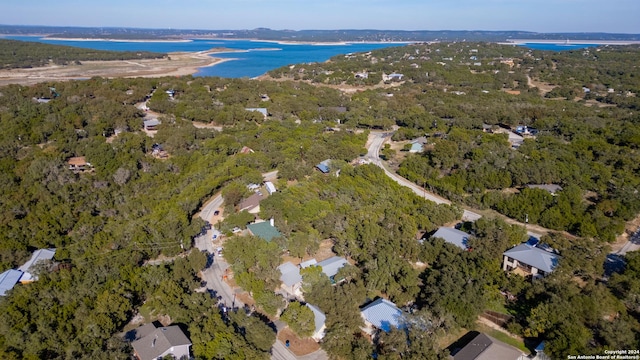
xmin=519 ymin=43 xmax=598 ymax=51
xmin=3 ymin=36 xmax=598 ymax=78
xmin=3 ymin=36 xmax=403 ymax=78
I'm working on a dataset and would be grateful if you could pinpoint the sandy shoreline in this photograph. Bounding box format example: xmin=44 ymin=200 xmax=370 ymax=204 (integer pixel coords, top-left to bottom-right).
xmin=503 ymin=39 xmax=640 ymax=45
xmin=0 ymin=49 xmax=230 ymax=86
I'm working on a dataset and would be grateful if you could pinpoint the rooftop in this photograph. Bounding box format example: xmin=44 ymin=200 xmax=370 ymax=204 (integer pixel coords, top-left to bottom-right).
xmin=238 ymin=192 xmax=264 ymax=212
xmin=67 ymin=156 xmax=87 ymax=166
xmin=0 ymin=269 xmax=23 ymax=296
xmin=316 ymin=256 xmax=348 ymax=278
xmin=131 ymin=325 xmax=191 ymax=360
xmin=306 ymin=304 xmax=326 ymax=335
xmin=278 ymin=262 xmax=302 ymax=287
xmin=452 ymin=332 xmax=524 ymax=360
xmin=431 ymin=227 xmax=471 ymax=250
xmin=504 ymin=243 xmax=561 ymax=273
xmin=360 ymin=298 xmax=404 ymax=332
xmin=247 ymin=221 xmax=282 ymax=242
xmin=18 ymin=248 xmax=56 ymax=282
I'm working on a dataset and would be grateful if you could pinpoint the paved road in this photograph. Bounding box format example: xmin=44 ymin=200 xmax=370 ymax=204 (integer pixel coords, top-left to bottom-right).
xmin=366 ymin=132 xmax=481 ymax=221
xmin=198 ymin=193 xmax=224 ymax=226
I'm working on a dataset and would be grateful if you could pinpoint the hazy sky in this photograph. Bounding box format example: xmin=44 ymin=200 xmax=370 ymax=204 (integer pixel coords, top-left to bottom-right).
xmin=2 ymin=0 xmax=639 ymax=34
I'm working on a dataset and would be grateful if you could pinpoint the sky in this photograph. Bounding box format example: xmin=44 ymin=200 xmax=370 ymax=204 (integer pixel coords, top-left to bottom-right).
xmin=2 ymin=0 xmax=639 ymax=34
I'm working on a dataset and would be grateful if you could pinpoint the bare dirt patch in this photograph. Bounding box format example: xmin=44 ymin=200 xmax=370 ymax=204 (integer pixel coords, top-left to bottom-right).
xmin=277 ymin=327 xmax=320 ymax=356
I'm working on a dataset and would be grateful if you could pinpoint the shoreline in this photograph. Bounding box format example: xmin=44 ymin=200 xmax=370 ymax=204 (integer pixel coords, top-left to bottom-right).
xmin=503 ymin=39 xmax=640 ymax=45
xmin=38 ymin=36 xmax=193 ymax=43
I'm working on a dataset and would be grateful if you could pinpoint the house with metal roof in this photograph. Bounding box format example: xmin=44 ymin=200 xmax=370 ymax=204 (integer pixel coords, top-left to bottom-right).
xmin=131 ymin=324 xmax=191 ymax=360
xmin=451 ymin=332 xmax=526 ymax=360
xmin=278 ymin=262 xmax=303 ymax=298
xmin=503 ymin=243 xmax=561 ymax=280
xmin=0 ymin=269 xmax=23 ymax=296
xmin=264 ymin=181 xmax=277 ymax=195
xmin=306 ymin=304 xmax=326 ymax=341
xmin=247 ymin=219 xmax=282 ymax=242
xmin=18 ymin=248 xmax=56 ymax=283
xmin=316 ymin=256 xmax=348 ymax=281
xmin=431 ymin=227 xmax=472 ymax=250
xmin=143 ymin=119 xmax=161 ymax=131
xmin=316 ymin=160 xmax=331 ymax=174
xmin=300 ymin=258 xmax=318 ymax=269
xmin=360 ymin=298 xmax=404 ymax=334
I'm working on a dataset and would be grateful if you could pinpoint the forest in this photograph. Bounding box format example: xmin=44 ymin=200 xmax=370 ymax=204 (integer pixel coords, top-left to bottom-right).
xmin=0 ymin=39 xmax=165 ymax=69
xmin=0 ymin=41 xmax=638 ymax=359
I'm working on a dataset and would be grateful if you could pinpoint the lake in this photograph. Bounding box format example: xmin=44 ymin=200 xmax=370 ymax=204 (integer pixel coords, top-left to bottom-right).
xmin=3 ymin=36 xmax=405 ymax=78
xmin=3 ymin=36 xmax=598 ymax=78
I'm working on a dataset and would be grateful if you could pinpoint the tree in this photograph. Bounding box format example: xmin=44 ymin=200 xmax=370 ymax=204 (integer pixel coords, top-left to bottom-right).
xmin=280 ymin=302 xmax=315 ymax=338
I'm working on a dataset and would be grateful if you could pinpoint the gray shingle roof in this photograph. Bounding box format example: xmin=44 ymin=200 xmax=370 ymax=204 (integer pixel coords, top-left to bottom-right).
xmin=503 ymin=244 xmax=561 ymax=273
xmin=316 ymin=256 xmax=348 ymax=278
xmin=131 ymin=325 xmax=191 ymax=360
xmin=0 ymin=269 xmax=23 ymax=296
xmin=360 ymin=298 xmax=404 ymax=332
xmin=453 ymin=333 xmax=524 ymax=360
xmin=432 ymin=227 xmax=471 ymax=250
xmin=278 ymin=262 xmax=302 ymax=287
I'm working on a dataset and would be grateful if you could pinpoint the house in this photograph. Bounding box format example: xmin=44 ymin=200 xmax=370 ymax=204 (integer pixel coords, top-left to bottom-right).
xmin=354 ymin=72 xmax=369 ymax=79
xmin=360 ymin=298 xmax=404 ymax=334
xmin=18 ymin=248 xmax=56 ymax=283
xmin=247 ymin=219 xmax=282 ymax=242
xmin=503 ymin=243 xmax=561 ymax=279
xmin=245 ymin=108 xmax=269 ymax=118
xmin=409 ymin=137 xmax=428 ymax=153
xmin=526 ymin=184 xmax=563 ymax=195
xmin=316 ymin=256 xmax=348 ymax=281
xmin=0 ymin=269 xmax=23 ymax=296
xmin=382 ymin=73 xmax=404 ymax=81
xmin=306 ymin=304 xmax=326 ymax=341
xmin=515 ymin=126 xmax=538 ymax=136
xmin=300 ymin=258 xmax=318 ymax=269
xmin=431 ymin=227 xmax=471 ymax=250
xmin=278 ymin=262 xmax=303 ymax=298
xmin=316 ymin=159 xmax=331 ymax=174
xmin=265 ymin=181 xmax=277 ymax=195
xmin=67 ymin=156 xmax=92 ymax=173
xmin=131 ymin=324 xmax=191 ymax=360
xmin=482 ymin=124 xmax=493 ymax=133
xmin=143 ymin=119 xmax=161 ymax=131
xmin=238 ymin=193 xmax=264 ymax=214
xmin=450 ymin=332 xmax=527 ymax=360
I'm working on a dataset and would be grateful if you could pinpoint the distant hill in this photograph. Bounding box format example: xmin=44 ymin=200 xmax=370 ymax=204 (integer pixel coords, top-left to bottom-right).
xmin=1 ymin=24 xmax=639 ymax=42
xmin=0 ymin=39 xmax=166 ymax=69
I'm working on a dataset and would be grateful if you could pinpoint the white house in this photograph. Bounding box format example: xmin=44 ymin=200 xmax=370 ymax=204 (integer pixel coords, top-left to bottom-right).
xmin=430 ymin=227 xmax=471 ymax=250
xmin=18 ymin=248 xmax=56 ymax=283
xmin=265 ymin=181 xmax=277 ymax=195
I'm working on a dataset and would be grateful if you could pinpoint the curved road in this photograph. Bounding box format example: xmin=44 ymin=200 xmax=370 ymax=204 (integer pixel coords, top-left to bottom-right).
xmin=366 ymin=131 xmax=481 ymax=221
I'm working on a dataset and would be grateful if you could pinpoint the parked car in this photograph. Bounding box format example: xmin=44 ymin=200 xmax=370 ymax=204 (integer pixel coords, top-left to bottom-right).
xmin=214 ymin=210 xmax=220 ymax=216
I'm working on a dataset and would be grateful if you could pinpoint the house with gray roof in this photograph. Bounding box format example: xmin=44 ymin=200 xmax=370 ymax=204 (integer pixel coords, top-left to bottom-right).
xmin=526 ymin=184 xmax=563 ymax=195
xmin=300 ymin=258 xmax=318 ymax=269
xmin=247 ymin=219 xmax=282 ymax=242
xmin=316 ymin=256 xmax=348 ymax=281
xmin=431 ymin=227 xmax=471 ymax=250
xmin=18 ymin=248 xmax=56 ymax=283
xmin=451 ymin=332 xmax=526 ymax=360
xmin=0 ymin=269 xmax=23 ymax=296
xmin=503 ymin=243 xmax=561 ymax=280
xmin=131 ymin=324 xmax=191 ymax=360
xmin=360 ymin=298 xmax=404 ymax=334
xmin=306 ymin=304 xmax=326 ymax=341
xmin=278 ymin=262 xmax=303 ymax=298
xmin=143 ymin=119 xmax=161 ymax=131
